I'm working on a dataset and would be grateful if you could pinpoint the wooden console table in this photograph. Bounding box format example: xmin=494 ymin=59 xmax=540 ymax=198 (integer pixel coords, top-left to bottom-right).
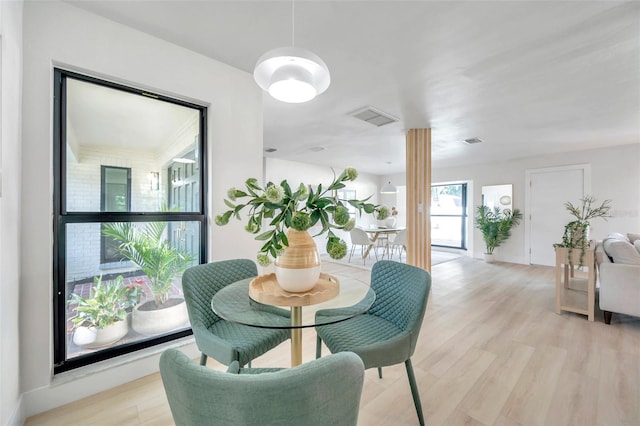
xmin=554 ymin=242 xmax=596 ymax=321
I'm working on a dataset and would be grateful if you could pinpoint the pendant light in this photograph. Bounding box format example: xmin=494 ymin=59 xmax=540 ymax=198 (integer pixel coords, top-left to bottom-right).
xmin=380 ymin=161 xmax=398 ymax=194
xmin=381 ymin=181 xmax=398 ymax=194
xmin=254 ymin=0 xmax=330 ymax=103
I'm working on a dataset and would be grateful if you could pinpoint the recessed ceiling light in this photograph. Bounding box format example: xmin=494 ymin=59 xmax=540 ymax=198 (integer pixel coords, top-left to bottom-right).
xmin=310 ymin=147 xmax=326 ymax=152
xmin=264 ymin=147 xmax=278 ymax=153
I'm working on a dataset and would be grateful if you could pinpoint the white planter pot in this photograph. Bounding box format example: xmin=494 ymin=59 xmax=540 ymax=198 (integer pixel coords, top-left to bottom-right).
xmin=132 ymin=298 xmax=188 ymax=335
xmin=73 ymin=326 xmax=97 ymax=347
xmin=73 ymin=320 xmax=129 ymax=349
xmin=385 ymin=217 xmax=397 ymax=227
xmin=484 ymin=253 xmax=495 ymax=263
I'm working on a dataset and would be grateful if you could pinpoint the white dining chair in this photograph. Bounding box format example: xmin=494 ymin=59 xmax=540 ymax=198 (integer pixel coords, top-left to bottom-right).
xmin=349 ymin=228 xmax=379 ymax=265
xmin=386 ymin=229 xmax=407 ymax=260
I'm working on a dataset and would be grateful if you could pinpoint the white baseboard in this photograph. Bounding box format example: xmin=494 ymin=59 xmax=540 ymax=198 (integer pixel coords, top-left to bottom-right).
xmin=7 ymin=394 xmax=24 ymax=426
xmin=473 ymin=254 xmax=529 ymax=265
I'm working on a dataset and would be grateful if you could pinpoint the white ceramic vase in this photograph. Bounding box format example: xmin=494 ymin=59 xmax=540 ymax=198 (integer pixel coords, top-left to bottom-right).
xmin=274 ymin=229 xmax=321 ymax=293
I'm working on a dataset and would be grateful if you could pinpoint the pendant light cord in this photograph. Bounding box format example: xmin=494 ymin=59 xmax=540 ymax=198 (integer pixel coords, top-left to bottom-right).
xmin=291 ymin=0 xmax=295 ymax=47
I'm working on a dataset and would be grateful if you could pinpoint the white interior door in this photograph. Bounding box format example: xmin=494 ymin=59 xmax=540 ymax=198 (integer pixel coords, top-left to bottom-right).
xmin=528 ymin=166 xmax=588 ymax=266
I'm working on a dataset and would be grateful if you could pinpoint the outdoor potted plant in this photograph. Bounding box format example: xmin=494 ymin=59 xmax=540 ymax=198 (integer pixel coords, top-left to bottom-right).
xmin=475 ymin=205 xmax=523 ymax=262
xmin=69 ymin=275 xmax=133 ymax=348
xmin=102 ymin=221 xmax=193 ymax=335
xmin=216 ymin=167 xmax=386 ymax=292
xmin=554 ymin=195 xmax=611 ymax=267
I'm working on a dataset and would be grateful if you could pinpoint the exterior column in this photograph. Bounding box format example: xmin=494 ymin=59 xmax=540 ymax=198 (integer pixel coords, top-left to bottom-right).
xmin=406 ymin=128 xmax=431 ymax=270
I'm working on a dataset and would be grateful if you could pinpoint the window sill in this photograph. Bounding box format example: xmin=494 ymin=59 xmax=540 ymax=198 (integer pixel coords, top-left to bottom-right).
xmin=51 ymin=335 xmax=196 ymax=386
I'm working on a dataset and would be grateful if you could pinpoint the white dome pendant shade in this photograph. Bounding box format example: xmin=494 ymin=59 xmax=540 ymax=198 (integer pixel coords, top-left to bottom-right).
xmin=254 ymin=47 xmax=331 ymax=103
xmin=380 ymin=181 xmax=398 ymax=194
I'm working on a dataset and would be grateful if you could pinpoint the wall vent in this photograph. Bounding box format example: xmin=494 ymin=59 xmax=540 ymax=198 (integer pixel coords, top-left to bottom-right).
xmin=350 ymin=106 xmax=398 ymax=127
xmin=463 ymin=137 xmax=483 ymax=144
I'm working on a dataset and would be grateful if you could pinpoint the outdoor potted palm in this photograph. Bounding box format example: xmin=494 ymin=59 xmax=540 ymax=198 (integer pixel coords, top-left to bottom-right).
xmin=102 ymin=222 xmax=193 ymax=335
xmin=216 ymin=167 xmax=386 ymax=292
xmin=69 ymin=275 xmax=133 ymax=348
xmin=475 ymin=205 xmax=523 ymax=262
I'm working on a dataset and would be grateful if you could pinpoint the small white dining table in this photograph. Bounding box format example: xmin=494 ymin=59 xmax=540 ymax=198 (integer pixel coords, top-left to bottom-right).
xmin=359 ymin=226 xmax=405 ymax=259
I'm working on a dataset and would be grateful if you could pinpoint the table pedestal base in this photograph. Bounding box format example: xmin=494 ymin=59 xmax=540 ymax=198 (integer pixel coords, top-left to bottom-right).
xmin=291 ymin=306 xmax=302 ymax=366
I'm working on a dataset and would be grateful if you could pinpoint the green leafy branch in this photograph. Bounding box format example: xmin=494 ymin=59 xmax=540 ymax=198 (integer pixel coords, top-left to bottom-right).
xmin=215 ymin=168 xmax=386 ymax=264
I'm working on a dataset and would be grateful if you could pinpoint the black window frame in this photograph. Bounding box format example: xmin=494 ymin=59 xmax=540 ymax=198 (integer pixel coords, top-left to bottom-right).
xmin=52 ymin=68 xmax=208 ymax=373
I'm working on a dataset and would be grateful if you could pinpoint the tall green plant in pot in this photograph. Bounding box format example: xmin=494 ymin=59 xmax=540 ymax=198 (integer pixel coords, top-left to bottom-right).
xmin=475 ymin=205 xmax=523 ymax=262
xmin=102 ymin=222 xmax=194 ymax=335
xmin=554 ymin=195 xmax=611 ymax=268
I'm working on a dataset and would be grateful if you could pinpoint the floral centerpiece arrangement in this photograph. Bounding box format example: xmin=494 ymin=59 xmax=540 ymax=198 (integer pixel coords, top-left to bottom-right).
xmin=215 ymin=167 xmax=388 ymax=266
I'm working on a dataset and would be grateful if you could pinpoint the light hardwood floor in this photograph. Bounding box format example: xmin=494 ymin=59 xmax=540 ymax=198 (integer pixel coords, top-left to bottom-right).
xmin=26 ymin=257 xmax=640 ymax=426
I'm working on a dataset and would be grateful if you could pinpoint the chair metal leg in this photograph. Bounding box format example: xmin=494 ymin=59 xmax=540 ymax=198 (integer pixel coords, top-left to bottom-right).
xmin=378 ymin=367 xmax=382 ymax=379
xmin=199 ymin=353 xmax=208 ymax=366
xmin=316 ymin=335 xmax=322 ymax=359
xmin=405 ymin=359 xmax=425 ymax=426
xmin=349 ymin=244 xmax=356 ymax=262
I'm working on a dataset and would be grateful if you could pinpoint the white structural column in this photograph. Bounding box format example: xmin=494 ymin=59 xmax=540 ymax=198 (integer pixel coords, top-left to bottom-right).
xmin=406 ymin=128 xmax=432 ymax=271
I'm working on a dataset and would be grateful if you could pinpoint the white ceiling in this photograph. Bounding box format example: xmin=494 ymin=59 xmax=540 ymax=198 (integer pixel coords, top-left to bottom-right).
xmin=67 ymin=1 xmax=640 ymax=175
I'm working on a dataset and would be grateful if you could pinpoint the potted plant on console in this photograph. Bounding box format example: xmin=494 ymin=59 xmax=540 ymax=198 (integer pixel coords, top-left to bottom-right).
xmin=475 ymin=205 xmax=523 ymax=262
xmin=102 ymin=222 xmax=193 ymax=335
xmin=69 ymin=275 xmax=134 ymax=348
xmin=215 ymin=168 xmax=385 ymax=292
xmin=554 ymin=195 xmax=611 ymax=268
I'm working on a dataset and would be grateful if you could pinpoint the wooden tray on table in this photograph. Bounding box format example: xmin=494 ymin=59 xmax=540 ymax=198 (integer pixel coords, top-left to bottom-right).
xmin=249 ymin=273 xmax=340 ymax=307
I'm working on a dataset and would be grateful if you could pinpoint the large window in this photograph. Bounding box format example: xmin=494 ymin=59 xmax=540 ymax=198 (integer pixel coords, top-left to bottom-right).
xmin=431 ymin=183 xmax=468 ymax=249
xmin=53 ymin=69 xmax=207 ymax=372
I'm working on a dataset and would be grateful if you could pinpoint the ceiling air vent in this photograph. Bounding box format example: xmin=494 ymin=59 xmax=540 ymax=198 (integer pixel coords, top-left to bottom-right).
xmin=350 ymin=106 xmax=398 ymax=127
xmin=463 ymin=137 xmax=483 ymax=144
xmin=264 ymin=147 xmax=278 ymax=153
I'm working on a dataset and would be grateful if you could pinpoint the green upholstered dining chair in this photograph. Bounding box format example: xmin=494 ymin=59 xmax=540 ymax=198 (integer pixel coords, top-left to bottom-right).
xmin=315 ymin=260 xmax=431 ymax=426
xmin=160 ymin=348 xmax=365 ymax=426
xmin=182 ymin=259 xmax=289 ymax=367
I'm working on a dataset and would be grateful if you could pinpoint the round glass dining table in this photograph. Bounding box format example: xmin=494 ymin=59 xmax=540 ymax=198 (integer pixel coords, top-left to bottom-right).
xmin=211 ymin=275 xmax=375 ymax=366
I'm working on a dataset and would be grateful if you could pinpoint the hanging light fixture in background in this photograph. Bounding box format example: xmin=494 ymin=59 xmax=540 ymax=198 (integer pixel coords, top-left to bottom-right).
xmin=380 ymin=161 xmax=398 ymax=194
xmin=254 ymin=0 xmax=330 ymax=103
xmin=380 ymin=181 xmax=398 ymax=194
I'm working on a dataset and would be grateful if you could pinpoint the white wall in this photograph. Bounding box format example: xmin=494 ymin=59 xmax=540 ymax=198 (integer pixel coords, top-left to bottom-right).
xmin=381 ymin=144 xmax=640 ymax=263
xmin=21 ymin=0 xmax=263 ymax=417
xmin=1 ymin=1 xmax=23 ymax=424
xmin=433 ymin=144 xmax=640 ymax=263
